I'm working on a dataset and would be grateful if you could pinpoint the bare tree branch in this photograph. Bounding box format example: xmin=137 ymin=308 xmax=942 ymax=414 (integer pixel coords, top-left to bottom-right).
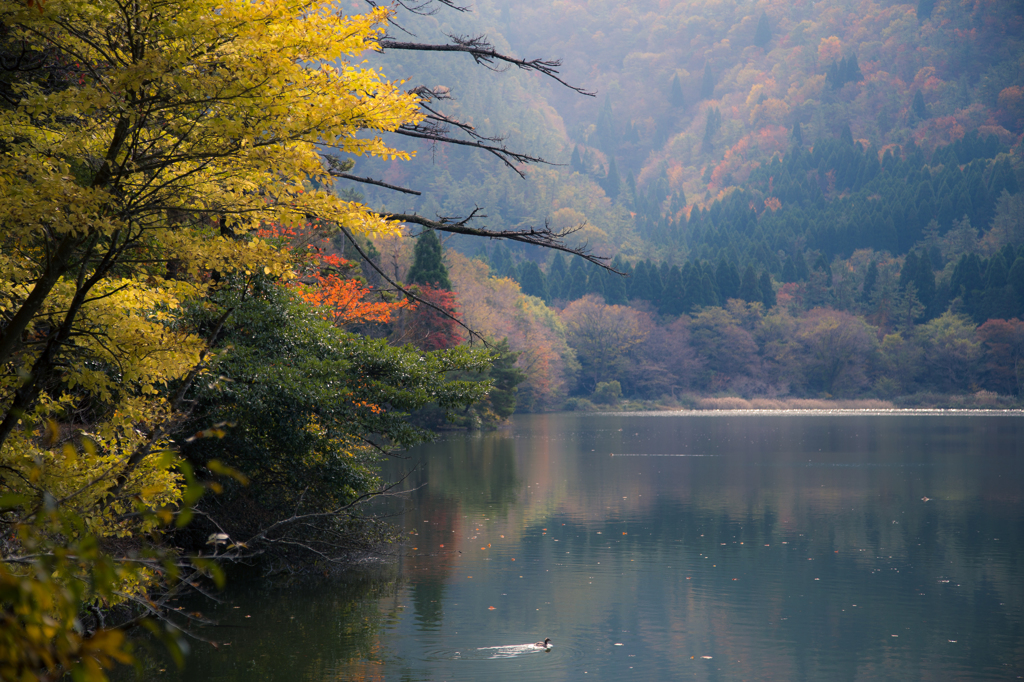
xmin=364 ymin=0 xmax=469 ymax=17
xmin=384 ymin=209 xmax=620 ymax=272
xmin=328 ymin=171 xmax=422 ymax=196
xmin=332 ymin=222 xmax=488 ymax=344
xmin=390 ymin=124 xmax=546 ymax=177
xmin=379 ymin=34 xmax=596 ymax=97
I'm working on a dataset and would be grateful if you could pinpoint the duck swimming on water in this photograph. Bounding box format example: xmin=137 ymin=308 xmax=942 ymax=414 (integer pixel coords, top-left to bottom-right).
xmin=534 ymin=638 xmax=552 ymax=649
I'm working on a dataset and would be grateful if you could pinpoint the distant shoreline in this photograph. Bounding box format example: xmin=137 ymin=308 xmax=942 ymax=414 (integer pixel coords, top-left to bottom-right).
xmin=599 ymin=407 xmax=1024 ymax=416
xmin=559 ymin=394 xmax=1024 ymax=414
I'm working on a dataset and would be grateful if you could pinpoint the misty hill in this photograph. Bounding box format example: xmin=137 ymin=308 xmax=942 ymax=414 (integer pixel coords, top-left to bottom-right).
xmin=349 ymin=0 xmax=1022 ymax=269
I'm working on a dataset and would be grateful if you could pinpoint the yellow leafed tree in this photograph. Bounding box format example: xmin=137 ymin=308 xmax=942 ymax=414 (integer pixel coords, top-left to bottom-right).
xmin=0 ymin=0 xmax=424 ymax=677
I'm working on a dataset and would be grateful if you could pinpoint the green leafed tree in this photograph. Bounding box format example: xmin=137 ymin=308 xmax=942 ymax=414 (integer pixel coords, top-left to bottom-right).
xmin=176 ymin=279 xmax=491 ymax=558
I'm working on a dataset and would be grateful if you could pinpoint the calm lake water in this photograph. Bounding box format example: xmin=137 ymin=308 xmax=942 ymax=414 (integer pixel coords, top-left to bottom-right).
xmin=168 ymin=412 xmax=1024 ymax=681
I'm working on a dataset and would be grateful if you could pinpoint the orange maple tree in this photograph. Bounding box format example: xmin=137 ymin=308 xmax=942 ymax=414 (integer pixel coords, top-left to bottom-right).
xmin=257 ymin=222 xmax=411 ymax=326
xmin=397 ymin=285 xmax=464 ymax=351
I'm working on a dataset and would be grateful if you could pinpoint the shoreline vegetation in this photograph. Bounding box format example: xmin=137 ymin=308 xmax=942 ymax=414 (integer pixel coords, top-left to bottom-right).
xmin=559 ymin=393 xmax=1024 ymax=413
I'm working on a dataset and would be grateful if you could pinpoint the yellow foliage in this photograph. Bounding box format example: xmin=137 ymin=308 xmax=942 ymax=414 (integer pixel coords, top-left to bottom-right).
xmin=750 ymin=98 xmax=791 ymax=127
xmin=0 ymin=0 xmax=427 ymax=677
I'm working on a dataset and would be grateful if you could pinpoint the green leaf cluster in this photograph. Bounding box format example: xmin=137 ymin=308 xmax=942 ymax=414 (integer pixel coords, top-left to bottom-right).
xmin=176 ymin=279 xmax=493 ymax=552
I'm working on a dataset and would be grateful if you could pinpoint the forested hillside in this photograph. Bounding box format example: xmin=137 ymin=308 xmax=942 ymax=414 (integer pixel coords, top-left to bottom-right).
xmin=355 ymin=0 xmax=1024 ymax=258
xmin=345 ymin=0 xmax=1024 ymax=407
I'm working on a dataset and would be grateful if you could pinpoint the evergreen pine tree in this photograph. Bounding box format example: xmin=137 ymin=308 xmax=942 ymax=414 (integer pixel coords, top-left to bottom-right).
xmin=914 ymin=254 xmax=937 ymax=319
xmin=759 ymin=271 xmax=776 ymax=308
xmin=669 ymin=74 xmax=685 ymax=108
xmin=912 ymin=90 xmax=929 ymax=120
xmin=486 ymin=339 xmax=526 ymax=419
xmin=862 ymin=260 xmax=878 ymax=304
xmin=1000 ymin=244 xmax=1017 ymax=270
xmin=917 ymin=0 xmax=935 ymax=21
xmin=626 ymin=171 xmax=638 ymax=202
xmin=586 ymin=268 xmax=606 ymax=298
xmin=604 ymin=257 xmax=628 ymax=304
xmin=670 ymin=190 xmax=688 ymax=213
xmin=899 ymin=251 xmax=919 ymax=291
xmin=653 ymin=116 xmax=671 ymax=150
xmin=843 ymin=55 xmax=863 ymax=84
xmin=739 ymin=264 xmax=760 ymax=302
xmin=570 ymin=145 xmax=585 ymax=173
xmin=518 ymin=261 xmax=549 ymax=301
xmin=700 ymin=63 xmax=715 ymax=100
xmin=407 ymin=229 xmax=451 ymax=290
xmin=659 ymin=266 xmax=685 ymax=315
xmin=626 ymin=121 xmax=641 ymax=144
xmin=547 ymin=271 xmax=564 ymax=301
xmin=754 ymin=12 xmax=772 ymax=48
xmin=603 ymin=157 xmax=621 ymax=199
xmin=989 ymin=158 xmax=1020 ymax=196
xmin=499 ymin=259 xmax=518 ymax=280
xmin=794 ymin=252 xmax=810 ymax=280
xmin=792 ymin=121 xmax=804 ymax=146
xmin=630 ymin=262 xmax=653 ymax=301
xmin=782 ymin=256 xmax=798 ymax=283
xmin=490 ymin=242 xmax=511 ymax=274
xmin=700 ymin=273 xmax=720 ymax=307
xmin=716 ymin=257 xmax=741 ymax=301
xmin=550 ymin=253 xmax=568 ymax=280
xmin=567 ymin=267 xmax=589 ymax=301
xmin=701 ymin=108 xmax=722 ymax=154
xmin=649 ymin=261 xmax=664 ymax=301
xmin=682 ymin=264 xmax=702 ymax=312
xmin=812 ymin=253 xmax=833 ymax=286
xmin=986 ymin=253 xmax=1009 ymax=289
xmin=1009 ymin=257 xmax=1024 ymax=315
xmin=840 ymin=123 xmax=854 ymax=146
xmin=595 ymin=96 xmax=616 ymax=154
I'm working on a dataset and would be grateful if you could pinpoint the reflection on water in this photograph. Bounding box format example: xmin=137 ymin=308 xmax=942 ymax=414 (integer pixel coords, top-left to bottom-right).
xmin=169 ymin=413 xmax=1024 ymax=681
xmin=474 ymin=643 xmax=551 ymax=659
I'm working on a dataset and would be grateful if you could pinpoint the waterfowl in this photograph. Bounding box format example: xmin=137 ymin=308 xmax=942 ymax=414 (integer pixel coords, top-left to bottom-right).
xmin=534 ymin=638 xmax=552 ymax=649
